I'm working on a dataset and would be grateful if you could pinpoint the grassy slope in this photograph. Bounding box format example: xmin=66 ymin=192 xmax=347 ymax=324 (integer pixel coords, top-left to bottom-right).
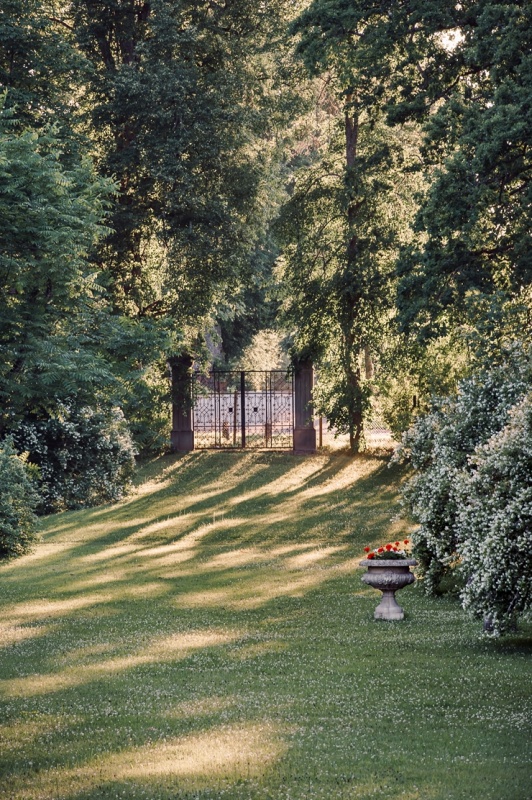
xmin=0 ymin=451 xmax=530 ymax=800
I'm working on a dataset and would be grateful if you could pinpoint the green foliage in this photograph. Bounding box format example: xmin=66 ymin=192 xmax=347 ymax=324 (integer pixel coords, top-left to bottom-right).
xmin=0 ymin=437 xmax=39 ymax=559
xmin=0 ymin=104 xmax=181 ymax=461
xmin=375 ymin=336 xmax=469 ymax=439
xmin=395 ymin=344 xmax=532 ymax=620
xmin=277 ymin=116 xmax=420 ymax=449
xmin=397 ymin=1 xmax=532 ymax=340
xmin=0 ymin=0 xmax=85 ymax=135
xmin=457 ymin=394 xmax=532 ymax=634
xmin=12 ymin=402 xmax=137 ymax=514
xmin=240 ymin=330 xmax=290 ymax=373
xmin=292 ymin=0 xmax=532 ymax=368
xmin=70 ymin=0 xmax=302 ymax=326
xmin=0 ymin=108 xmax=115 ymax=429
xmin=298 ymin=0 xmax=532 ymax=343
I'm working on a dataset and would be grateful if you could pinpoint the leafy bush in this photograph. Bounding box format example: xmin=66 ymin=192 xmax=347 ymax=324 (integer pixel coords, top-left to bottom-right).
xmin=0 ymin=437 xmax=39 ymax=559
xmin=377 ymin=336 xmax=469 ymax=441
xmin=456 ymin=394 xmax=532 ymax=634
xmin=12 ymin=403 xmax=137 ymax=513
xmin=395 ymin=346 xmax=531 ymax=596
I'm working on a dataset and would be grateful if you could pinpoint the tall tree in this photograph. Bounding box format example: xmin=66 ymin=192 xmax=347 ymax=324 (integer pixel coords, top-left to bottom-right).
xmin=68 ymin=0 xmax=302 ymax=330
xmin=0 ymin=108 xmax=113 ymax=431
xmin=279 ymin=5 xmax=420 ymax=450
xmin=277 ymin=111 xmax=419 ymax=450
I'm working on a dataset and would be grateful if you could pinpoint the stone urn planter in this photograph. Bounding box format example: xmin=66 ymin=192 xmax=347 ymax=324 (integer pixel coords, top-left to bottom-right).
xmin=360 ymin=558 xmax=417 ymax=620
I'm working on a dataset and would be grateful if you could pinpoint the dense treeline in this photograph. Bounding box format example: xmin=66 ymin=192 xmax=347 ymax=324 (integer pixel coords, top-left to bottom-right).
xmin=1 ymin=0 xmax=531 ymax=631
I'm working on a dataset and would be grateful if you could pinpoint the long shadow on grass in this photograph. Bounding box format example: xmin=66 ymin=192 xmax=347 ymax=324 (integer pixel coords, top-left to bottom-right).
xmin=0 ymin=451 xmax=416 ymax=800
xmin=32 ymin=452 xmax=353 ymax=554
xmin=2 ymin=453 xmax=401 ymax=604
xmin=0 ymin=453 xmax=409 ymax=674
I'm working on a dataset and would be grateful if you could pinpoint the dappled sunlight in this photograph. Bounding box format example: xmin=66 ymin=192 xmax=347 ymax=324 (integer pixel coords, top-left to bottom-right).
xmin=4 ymin=592 xmax=117 ymax=624
xmin=131 ymin=452 xmax=198 ymax=492
xmin=204 ymin=546 xmax=272 ymax=569
xmin=167 ymin=694 xmax=238 ymax=719
xmin=0 ymin=622 xmax=54 ymax=648
xmin=0 ymin=453 xmax=399 ymax=637
xmin=3 ymin=583 xmax=168 ymax=630
xmin=156 ymin=539 xmax=361 ymax=611
xmin=80 ymin=543 xmax=142 ymax=563
xmin=260 ymin=456 xmax=332 ymax=493
xmin=43 ymin=517 xmax=151 ymax=544
xmin=11 ymin=721 xmax=288 ymax=800
xmin=131 ymin=515 xmax=195 ymax=538
xmin=0 ymin=714 xmax=74 ymax=756
xmin=136 ymin=540 xmax=356 ymax=587
xmin=55 ymin=641 xmax=117 ymax=666
xmin=223 ymin=457 xmax=328 ymax=509
xmin=66 ymin=569 xmax=130 ymax=591
xmin=135 ymin=517 xmax=243 ymax=551
xmin=268 ymin=542 xmax=319 ymax=556
xmin=284 ymin=545 xmax=348 ymax=569
xmin=0 ymin=541 xmax=80 ymax=570
xmin=2 ymin=628 xmax=243 ymax=698
xmin=2 ymin=452 xmax=527 ymax=800
xmin=128 ymin=517 xmax=213 ymax=545
xmin=333 ymin=555 xmax=369 ymax=575
xmin=175 ymin=565 xmax=347 ymax=611
xmin=200 ymin=452 xmax=274 ymax=486
xmin=112 ymin=721 xmax=286 ymax=779
xmin=296 ymin=457 xmax=383 ymax=498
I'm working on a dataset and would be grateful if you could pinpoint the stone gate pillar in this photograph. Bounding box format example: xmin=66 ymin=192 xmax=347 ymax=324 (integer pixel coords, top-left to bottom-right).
xmin=293 ymin=358 xmax=316 ymax=454
xmin=169 ymin=354 xmax=194 ymax=452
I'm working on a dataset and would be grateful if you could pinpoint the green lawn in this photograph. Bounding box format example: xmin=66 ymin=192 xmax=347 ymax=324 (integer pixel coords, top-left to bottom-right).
xmin=1 ymin=451 xmax=530 ymax=800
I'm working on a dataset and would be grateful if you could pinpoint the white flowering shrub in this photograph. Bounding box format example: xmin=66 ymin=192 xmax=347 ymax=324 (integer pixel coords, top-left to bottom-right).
xmin=0 ymin=437 xmax=39 ymax=559
xmin=456 ymin=394 xmax=532 ymax=634
xmin=12 ymin=403 xmax=137 ymax=513
xmin=395 ymin=346 xmax=531 ymax=596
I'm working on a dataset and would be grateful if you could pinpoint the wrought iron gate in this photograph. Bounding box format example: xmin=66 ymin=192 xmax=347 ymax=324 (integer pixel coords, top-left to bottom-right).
xmin=193 ymin=370 xmax=293 ymax=449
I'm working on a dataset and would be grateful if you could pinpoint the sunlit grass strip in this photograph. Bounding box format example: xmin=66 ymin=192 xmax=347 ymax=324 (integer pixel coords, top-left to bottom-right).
xmin=0 ymin=451 xmax=530 ymax=800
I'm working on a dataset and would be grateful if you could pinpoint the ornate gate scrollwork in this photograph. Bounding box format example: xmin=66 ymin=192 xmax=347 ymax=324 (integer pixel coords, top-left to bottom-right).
xmin=193 ymin=370 xmax=293 ymax=450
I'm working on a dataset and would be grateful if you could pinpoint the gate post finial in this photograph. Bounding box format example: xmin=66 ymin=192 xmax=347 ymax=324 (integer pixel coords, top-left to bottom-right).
xmin=293 ymin=358 xmax=317 ymax=454
xmin=169 ymin=354 xmax=194 ymax=452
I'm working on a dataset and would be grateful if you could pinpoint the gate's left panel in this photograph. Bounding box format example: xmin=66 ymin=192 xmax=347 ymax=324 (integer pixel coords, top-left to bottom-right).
xmin=193 ymin=371 xmax=242 ymax=449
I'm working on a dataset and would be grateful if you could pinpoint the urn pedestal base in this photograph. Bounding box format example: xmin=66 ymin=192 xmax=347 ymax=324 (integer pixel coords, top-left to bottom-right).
xmin=360 ymin=559 xmax=417 ymax=621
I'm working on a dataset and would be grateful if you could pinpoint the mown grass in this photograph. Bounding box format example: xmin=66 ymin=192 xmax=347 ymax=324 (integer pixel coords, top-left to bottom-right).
xmin=0 ymin=451 xmax=530 ymax=800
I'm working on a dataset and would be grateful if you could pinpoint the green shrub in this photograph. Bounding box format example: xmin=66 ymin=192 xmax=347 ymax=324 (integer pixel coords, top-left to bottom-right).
xmin=395 ymin=345 xmax=531 ymax=595
xmin=0 ymin=437 xmax=39 ymax=559
xmin=394 ymin=345 xmax=532 ymax=633
xmin=13 ymin=402 xmax=137 ymax=513
xmin=457 ymin=394 xmax=532 ymax=634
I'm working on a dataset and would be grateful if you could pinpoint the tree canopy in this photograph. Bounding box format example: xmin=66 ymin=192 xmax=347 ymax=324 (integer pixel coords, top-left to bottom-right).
xmin=292 ymin=0 xmax=532 ymax=346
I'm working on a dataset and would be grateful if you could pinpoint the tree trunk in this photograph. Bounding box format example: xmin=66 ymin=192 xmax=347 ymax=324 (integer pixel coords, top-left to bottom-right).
xmin=364 ymin=346 xmax=374 ymax=379
xmin=344 ymin=96 xmax=363 ymax=453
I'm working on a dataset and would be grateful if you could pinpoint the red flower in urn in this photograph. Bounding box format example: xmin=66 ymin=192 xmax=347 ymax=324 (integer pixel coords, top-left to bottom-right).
xmin=363 ymin=539 xmax=412 ymax=561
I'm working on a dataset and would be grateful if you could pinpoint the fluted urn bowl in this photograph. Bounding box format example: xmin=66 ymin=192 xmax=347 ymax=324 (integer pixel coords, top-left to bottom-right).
xmin=360 ymin=558 xmax=417 ymax=620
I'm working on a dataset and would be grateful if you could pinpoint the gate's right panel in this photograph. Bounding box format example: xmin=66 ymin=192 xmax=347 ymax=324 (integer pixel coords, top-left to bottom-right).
xmin=244 ymin=371 xmax=293 ymax=449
